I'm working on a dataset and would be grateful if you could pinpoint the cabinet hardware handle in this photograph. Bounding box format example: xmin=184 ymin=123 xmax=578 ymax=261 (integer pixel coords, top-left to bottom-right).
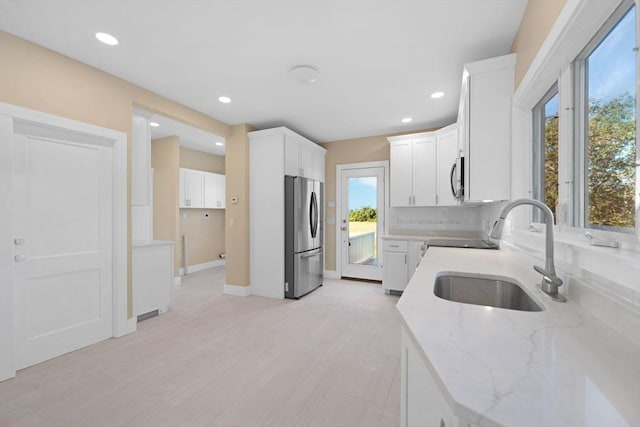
xmin=390 ymin=245 xmax=399 ymax=248
xmin=404 ymin=254 xmax=407 ymax=264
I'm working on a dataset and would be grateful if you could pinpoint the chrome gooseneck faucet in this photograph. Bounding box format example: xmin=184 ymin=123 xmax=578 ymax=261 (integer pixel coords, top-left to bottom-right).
xmin=489 ymin=198 xmax=566 ymax=302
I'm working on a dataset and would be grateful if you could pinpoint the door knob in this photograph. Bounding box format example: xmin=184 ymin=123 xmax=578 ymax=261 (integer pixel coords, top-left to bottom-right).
xmin=341 ymin=226 xmax=347 ymax=231
xmin=14 ymin=255 xmax=27 ymax=262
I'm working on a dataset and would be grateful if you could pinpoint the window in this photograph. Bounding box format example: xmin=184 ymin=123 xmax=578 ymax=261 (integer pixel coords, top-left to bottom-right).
xmin=533 ymin=85 xmax=559 ymax=223
xmin=575 ymin=1 xmax=637 ymax=233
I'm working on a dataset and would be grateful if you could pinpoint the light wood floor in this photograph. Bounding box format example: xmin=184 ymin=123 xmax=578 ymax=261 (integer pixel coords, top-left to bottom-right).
xmin=0 ymin=267 xmax=401 ymax=426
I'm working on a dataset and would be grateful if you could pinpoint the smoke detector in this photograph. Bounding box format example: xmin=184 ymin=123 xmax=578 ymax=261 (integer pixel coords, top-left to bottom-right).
xmin=290 ymin=65 xmax=319 ymax=85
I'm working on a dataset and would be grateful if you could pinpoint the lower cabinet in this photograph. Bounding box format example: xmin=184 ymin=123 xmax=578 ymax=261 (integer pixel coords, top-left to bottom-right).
xmin=401 ymin=328 xmax=473 ymax=427
xmin=382 ymin=240 xmax=425 ymax=293
xmin=133 ymin=242 xmax=174 ymax=318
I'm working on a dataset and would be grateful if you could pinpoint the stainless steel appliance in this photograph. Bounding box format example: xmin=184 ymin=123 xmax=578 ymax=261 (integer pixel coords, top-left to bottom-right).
xmin=284 ymin=176 xmax=323 ymax=299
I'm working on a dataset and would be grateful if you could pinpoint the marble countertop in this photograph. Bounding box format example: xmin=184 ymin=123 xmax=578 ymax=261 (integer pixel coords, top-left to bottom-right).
xmin=397 ymin=246 xmax=640 ymax=427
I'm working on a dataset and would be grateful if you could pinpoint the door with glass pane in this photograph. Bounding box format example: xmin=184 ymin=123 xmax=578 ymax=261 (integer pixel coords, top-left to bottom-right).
xmin=340 ymin=166 xmax=384 ymax=280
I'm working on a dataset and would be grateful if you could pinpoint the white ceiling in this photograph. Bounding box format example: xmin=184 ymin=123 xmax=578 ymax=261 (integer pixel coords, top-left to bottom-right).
xmin=0 ymin=0 xmax=527 ymax=143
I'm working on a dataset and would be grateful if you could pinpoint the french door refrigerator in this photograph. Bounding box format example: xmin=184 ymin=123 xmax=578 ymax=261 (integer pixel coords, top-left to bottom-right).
xmin=284 ymin=176 xmax=323 ymax=299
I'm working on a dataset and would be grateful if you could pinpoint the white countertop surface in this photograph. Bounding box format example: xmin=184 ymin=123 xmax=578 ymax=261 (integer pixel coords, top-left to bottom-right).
xmin=397 ymin=247 xmax=640 ymax=427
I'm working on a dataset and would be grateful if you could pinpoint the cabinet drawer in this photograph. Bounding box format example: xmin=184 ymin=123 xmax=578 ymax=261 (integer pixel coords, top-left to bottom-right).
xmin=383 ymin=240 xmax=408 ymax=252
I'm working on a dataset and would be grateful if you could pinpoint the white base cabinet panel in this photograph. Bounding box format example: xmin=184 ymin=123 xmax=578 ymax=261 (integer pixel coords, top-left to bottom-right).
xmin=133 ymin=242 xmax=174 ymax=317
xmin=383 ymin=239 xmax=424 ymax=293
xmin=402 ymin=328 xmax=475 ymax=427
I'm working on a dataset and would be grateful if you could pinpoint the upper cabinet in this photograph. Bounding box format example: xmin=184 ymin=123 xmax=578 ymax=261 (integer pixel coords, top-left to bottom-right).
xmin=132 ymin=115 xmax=151 ymax=206
xmin=284 ymin=131 xmax=325 ymax=182
xmin=388 ymin=134 xmax=437 ymax=207
xmin=388 ymin=126 xmax=458 ymax=207
xmin=180 ymin=168 xmax=225 ymax=209
xmin=458 ymin=54 xmax=515 ymax=202
xmin=435 ymin=124 xmax=459 ymax=206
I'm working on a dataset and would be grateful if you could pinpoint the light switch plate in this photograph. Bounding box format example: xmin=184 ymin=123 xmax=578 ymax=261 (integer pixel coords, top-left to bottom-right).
xmin=328 ymin=201 xmax=336 ymax=208
xmin=326 ymin=217 xmax=336 ymax=225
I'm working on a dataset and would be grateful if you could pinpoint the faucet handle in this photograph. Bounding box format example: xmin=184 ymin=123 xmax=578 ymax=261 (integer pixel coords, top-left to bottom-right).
xmin=533 ymin=265 xmax=563 ymax=286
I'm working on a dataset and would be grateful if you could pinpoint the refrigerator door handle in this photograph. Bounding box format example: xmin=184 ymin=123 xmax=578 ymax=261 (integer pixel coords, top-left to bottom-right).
xmin=310 ymin=191 xmax=318 ymax=239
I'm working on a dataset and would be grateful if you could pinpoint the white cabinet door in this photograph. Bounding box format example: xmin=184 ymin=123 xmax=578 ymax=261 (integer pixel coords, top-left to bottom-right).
xmin=217 ymin=174 xmax=226 ymax=208
xmin=412 ymin=136 xmax=437 ymax=206
xmin=298 ymin=139 xmax=312 ymax=178
xmin=180 ymin=168 xmax=204 ymax=208
xmin=436 ymin=128 xmax=459 ymax=206
xmin=310 ymin=145 xmax=325 ymax=182
xmin=390 ymin=142 xmax=413 ymax=207
xmin=133 ymin=243 xmax=173 ymax=317
xmin=284 ymin=134 xmax=299 ymax=176
xmin=383 ymin=251 xmax=408 ymax=292
xmin=204 ymin=172 xmax=217 ymax=209
xmin=132 ymin=115 xmax=151 ymax=206
xmin=402 ymin=328 xmax=457 ymax=427
xmin=179 ymin=169 xmax=188 ymax=208
xmin=460 ymin=54 xmax=514 ymax=203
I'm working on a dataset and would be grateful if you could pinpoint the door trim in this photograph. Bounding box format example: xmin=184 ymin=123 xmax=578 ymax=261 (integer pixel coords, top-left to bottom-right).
xmin=335 ymin=161 xmax=389 ymax=279
xmin=0 ymin=102 xmax=128 ymax=381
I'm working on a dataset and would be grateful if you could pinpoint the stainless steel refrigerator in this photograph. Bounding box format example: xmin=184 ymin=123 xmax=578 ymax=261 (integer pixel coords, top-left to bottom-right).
xmin=284 ymin=176 xmax=323 ymax=299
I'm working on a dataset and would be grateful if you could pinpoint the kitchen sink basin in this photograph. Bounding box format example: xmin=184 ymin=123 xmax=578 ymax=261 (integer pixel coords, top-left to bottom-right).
xmin=433 ymin=272 xmax=544 ymax=312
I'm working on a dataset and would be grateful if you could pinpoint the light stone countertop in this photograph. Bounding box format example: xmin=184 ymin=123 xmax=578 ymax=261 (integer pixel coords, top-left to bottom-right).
xmin=132 ymin=240 xmax=174 ymax=248
xmin=397 ymin=246 xmax=640 ymax=427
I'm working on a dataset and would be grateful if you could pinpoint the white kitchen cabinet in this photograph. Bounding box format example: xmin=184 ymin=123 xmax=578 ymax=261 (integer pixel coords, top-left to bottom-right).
xmin=458 ymin=54 xmax=515 ymax=202
xmin=389 ymin=134 xmax=437 ymax=207
xmin=285 ymin=132 xmax=325 ymax=181
xmin=436 ymin=125 xmax=459 ymax=206
xmin=132 ymin=115 xmax=151 ymax=206
xmin=204 ymin=172 xmax=225 ymax=209
xmin=401 ymin=328 xmax=463 ymax=427
xmin=249 ymin=127 xmax=326 ymax=299
xmin=179 ymin=168 xmax=204 ymax=208
xmin=133 ymin=241 xmax=174 ymax=318
xmin=382 ymin=239 xmax=424 ymax=293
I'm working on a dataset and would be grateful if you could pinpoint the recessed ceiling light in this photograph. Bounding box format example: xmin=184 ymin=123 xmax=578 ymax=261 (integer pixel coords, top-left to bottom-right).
xmin=401 ymin=117 xmax=412 ymax=123
xmin=430 ymin=91 xmax=445 ymax=99
xmin=218 ymin=96 xmax=232 ymax=104
xmin=95 ymin=32 xmax=119 ymax=46
xmin=149 ymin=121 xmax=159 ymax=127
xmin=215 ymin=142 xmax=224 ymax=146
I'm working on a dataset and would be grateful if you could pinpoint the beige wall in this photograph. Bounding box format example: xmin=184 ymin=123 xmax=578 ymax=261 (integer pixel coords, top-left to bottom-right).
xmin=0 ymin=30 xmax=231 ymax=317
xmin=511 ymin=0 xmax=568 ymax=89
xmin=179 ymin=147 xmax=226 ymax=269
xmin=323 ymin=130 xmax=434 ymax=272
xmin=151 ymin=137 xmax=181 ymax=275
xmin=224 ymin=124 xmax=252 ymax=287
xmin=180 ymin=147 xmax=225 ymax=173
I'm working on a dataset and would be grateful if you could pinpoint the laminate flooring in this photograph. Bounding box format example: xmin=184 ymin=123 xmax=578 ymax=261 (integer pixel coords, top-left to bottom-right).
xmin=0 ymin=267 xmax=402 ymax=427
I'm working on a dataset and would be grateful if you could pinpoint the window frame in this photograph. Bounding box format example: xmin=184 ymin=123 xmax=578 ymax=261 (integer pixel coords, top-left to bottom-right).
xmin=532 ymin=83 xmax=559 ymax=223
xmin=572 ymin=0 xmax=638 ymax=234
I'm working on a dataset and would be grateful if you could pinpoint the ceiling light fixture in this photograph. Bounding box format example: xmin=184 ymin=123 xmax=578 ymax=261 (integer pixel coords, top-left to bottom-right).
xmin=215 ymin=142 xmax=224 ymax=146
xmin=430 ymin=91 xmax=445 ymax=99
xmin=95 ymin=32 xmax=119 ymax=46
xmin=290 ymin=65 xmax=319 ymax=85
xmin=218 ymin=96 xmax=232 ymax=104
xmin=401 ymin=117 xmax=412 ymax=123
xmin=149 ymin=121 xmax=159 ymax=127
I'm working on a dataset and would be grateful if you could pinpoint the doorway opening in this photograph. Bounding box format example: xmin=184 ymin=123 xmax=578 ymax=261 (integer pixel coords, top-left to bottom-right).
xmin=337 ymin=162 xmax=388 ymax=281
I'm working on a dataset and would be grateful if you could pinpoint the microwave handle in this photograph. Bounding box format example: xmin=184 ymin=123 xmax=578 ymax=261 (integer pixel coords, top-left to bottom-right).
xmin=450 ymin=162 xmax=457 ymax=198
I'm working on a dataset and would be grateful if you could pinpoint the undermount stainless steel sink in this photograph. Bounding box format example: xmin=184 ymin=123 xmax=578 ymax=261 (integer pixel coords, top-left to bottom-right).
xmin=433 ymin=272 xmax=544 ymax=312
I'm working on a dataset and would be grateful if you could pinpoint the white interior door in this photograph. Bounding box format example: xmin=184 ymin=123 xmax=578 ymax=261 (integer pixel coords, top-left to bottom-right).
xmin=340 ymin=166 xmax=385 ymax=281
xmin=12 ymin=121 xmax=114 ymax=370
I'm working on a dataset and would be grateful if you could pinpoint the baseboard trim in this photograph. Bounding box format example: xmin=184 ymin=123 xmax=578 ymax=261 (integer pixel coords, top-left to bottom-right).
xmin=180 ymin=259 xmax=226 ymax=276
xmin=173 ymin=276 xmax=182 ymax=286
xmin=223 ymin=284 xmax=251 ymax=297
xmin=126 ymin=317 xmax=137 ymax=335
xmin=323 ymin=270 xmax=340 ymax=279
